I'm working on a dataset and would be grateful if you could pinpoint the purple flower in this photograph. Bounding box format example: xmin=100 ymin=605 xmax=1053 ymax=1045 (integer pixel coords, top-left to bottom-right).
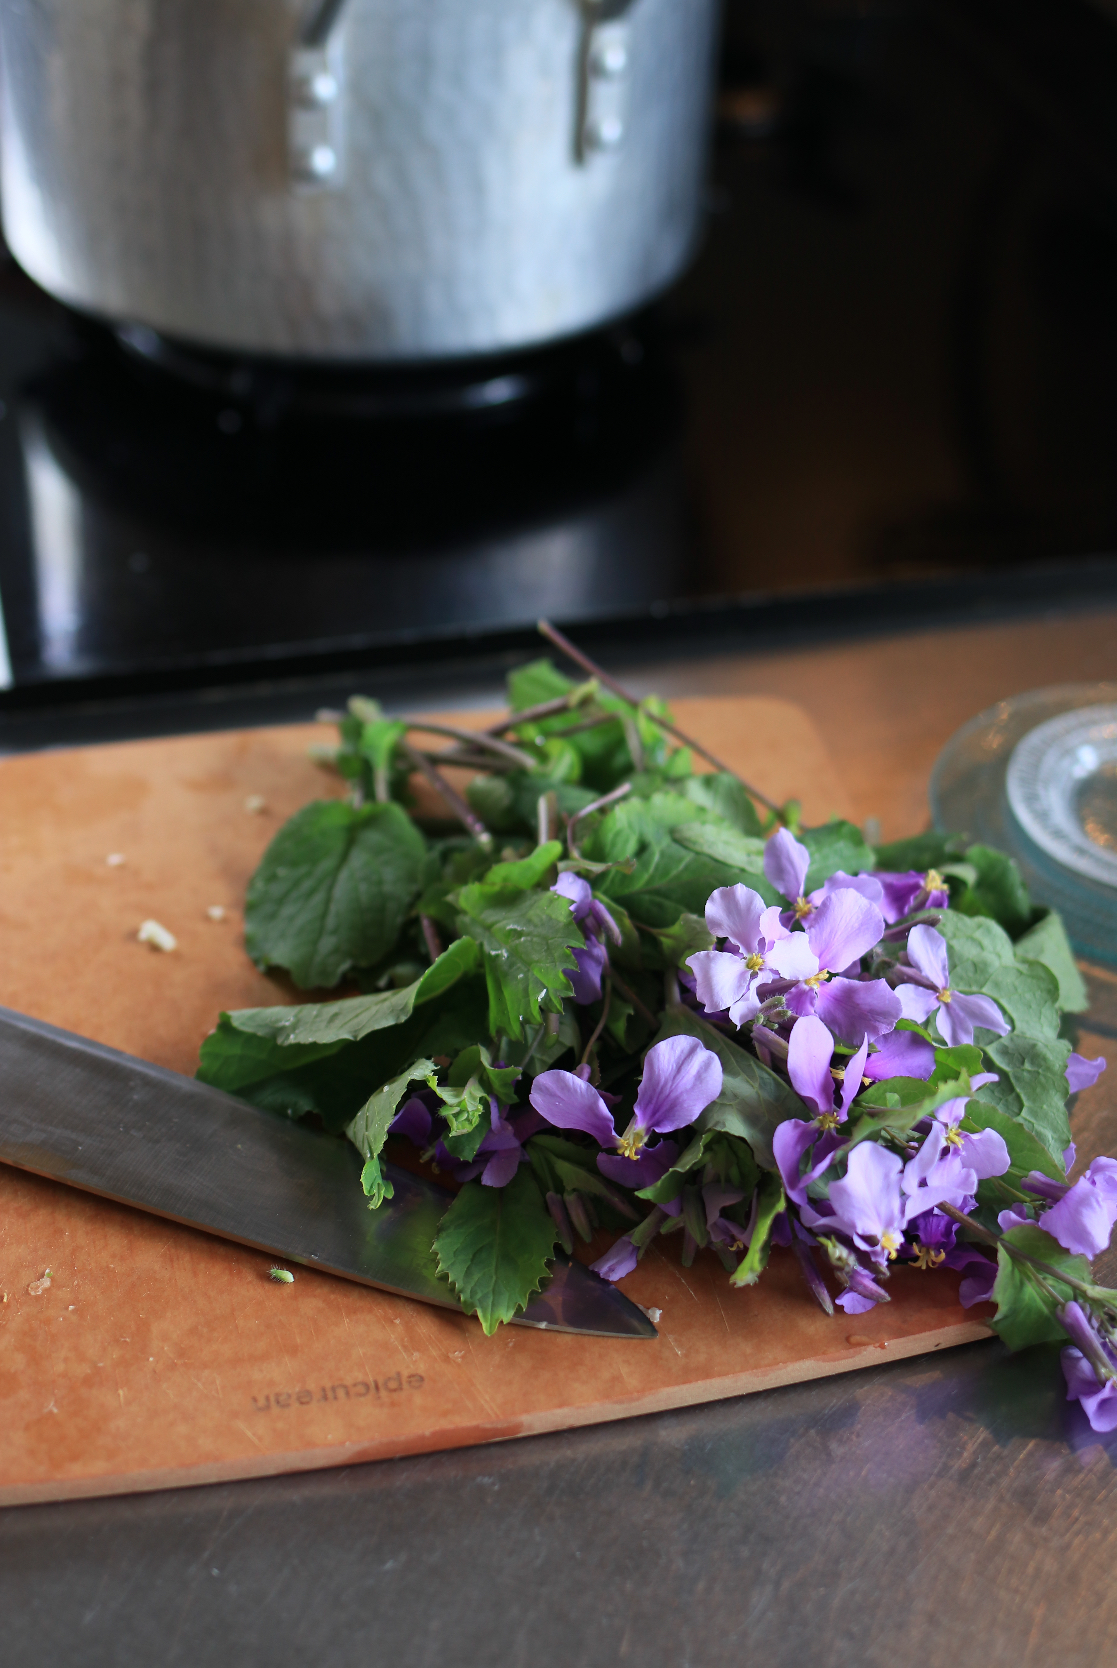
xmin=1066 ymin=1052 xmax=1107 ymax=1093
xmin=592 ymin=1236 xmax=639 ymax=1282
xmin=530 ymin=1035 xmax=722 ymax=1162
xmin=688 ymin=884 xmax=818 ymax=1026
xmin=551 ymin=872 xmax=622 ymax=1004
xmin=598 ymin=1138 xmax=679 ymax=1191
xmin=931 ymin=1096 xmax=1012 ymax=1181
xmin=783 ymin=889 xmax=900 ymax=1045
xmin=1040 ymin=1157 xmax=1117 ymax=1258
xmin=389 ymin=1094 xmax=433 ymax=1146
xmin=1060 ymin=1302 xmax=1117 ymax=1431
xmin=862 ymin=1027 xmax=935 ymax=1082
xmin=818 ymin=1142 xmax=907 ymax=1265
xmin=956 ymin=1250 xmax=998 ymax=1307
xmin=873 ymin=869 xmax=950 ymax=923
xmin=773 ymin=1117 xmax=844 ymax=1208
xmin=894 ymin=925 xmax=1009 ymax=1047
xmin=457 ymin=1103 xmax=546 ymax=1188
xmin=786 ymin=1013 xmax=870 ymax=1126
xmin=764 ymin=828 xmax=812 ymax=912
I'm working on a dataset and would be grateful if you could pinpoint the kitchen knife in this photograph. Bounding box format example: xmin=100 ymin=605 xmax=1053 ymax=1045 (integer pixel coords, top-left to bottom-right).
xmin=0 ymin=1005 xmax=655 ymax=1339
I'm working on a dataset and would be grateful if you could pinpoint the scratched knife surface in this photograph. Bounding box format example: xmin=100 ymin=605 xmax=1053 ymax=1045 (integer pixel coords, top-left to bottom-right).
xmin=0 ymin=1005 xmax=654 ymax=1339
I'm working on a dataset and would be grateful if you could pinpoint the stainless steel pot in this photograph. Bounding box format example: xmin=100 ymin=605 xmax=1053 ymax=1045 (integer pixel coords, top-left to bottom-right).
xmin=0 ymin=0 xmax=720 ymax=361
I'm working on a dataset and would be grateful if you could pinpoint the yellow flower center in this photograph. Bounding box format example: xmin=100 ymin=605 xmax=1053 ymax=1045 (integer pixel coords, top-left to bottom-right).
xmin=937 ymin=987 xmax=952 ymax=1003
xmin=744 ymin=952 xmax=765 ymax=974
xmin=804 ymin=969 xmax=831 ymax=989
xmin=944 ymin=1125 xmax=965 ymax=1148
xmin=912 ymin=1244 xmax=946 ymax=1270
xmin=879 ymin=1229 xmax=903 ymax=1258
xmin=793 ymin=896 xmax=813 ymax=920
xmin=815 ymin=1112 xmax=841 ymax=1133
xmin=616 ymin=1125 xmax=645 ymax=1161
xmin=925 ymin=869 xmax=945 ymax=892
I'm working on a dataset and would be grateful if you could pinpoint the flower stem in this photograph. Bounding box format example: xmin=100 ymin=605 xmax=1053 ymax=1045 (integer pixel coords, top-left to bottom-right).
xmin=938 ymin=1202 xmax=1116 ymax=1309
xmin=610 ymin=970 xmax=657 ymax=1029
xmin=401 ymin=720 xmax=535 ymax=770
xmin=567 ymin=782 xmax=632 ymax=858
xmin=580 ymin=979 xmax=613 ymax=1067
xmin=402 ymin=742 xmax=493 ymax=849
xmin=537 ymin=619 xmax=780 ymax=816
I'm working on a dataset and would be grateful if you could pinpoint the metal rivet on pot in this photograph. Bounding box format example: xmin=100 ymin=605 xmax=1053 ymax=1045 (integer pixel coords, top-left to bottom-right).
xmin=591 ymin=41 xmax=628 ymax=78
xmin=586 ymin=116 xmax=624 ymax=151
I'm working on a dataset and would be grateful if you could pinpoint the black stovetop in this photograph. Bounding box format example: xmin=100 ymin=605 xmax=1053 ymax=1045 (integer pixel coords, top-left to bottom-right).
xmin=2 ymin=0 xmax=1117 ymax=740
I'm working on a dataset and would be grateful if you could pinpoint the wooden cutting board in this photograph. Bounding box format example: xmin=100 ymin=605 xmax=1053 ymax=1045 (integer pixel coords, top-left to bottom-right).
xmin=0 ymin=697 xmax=992 ymax=1505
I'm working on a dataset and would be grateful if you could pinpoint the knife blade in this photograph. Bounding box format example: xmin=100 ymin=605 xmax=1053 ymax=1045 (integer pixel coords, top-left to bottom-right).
xmin=0 ymin=1005 xmax=655 ymax=1339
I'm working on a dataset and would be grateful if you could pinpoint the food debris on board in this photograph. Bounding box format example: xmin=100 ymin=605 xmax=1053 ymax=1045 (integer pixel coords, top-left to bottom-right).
xmin=27 ymin=1269 xmax=52 ymax=1296
xmin=137 ymin=919 xmax=177 ymax=952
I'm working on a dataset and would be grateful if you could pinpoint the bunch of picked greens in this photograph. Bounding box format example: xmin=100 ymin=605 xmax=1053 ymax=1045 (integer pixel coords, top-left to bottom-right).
xmin=198 ymin=624 xmax=1117 ymax=1430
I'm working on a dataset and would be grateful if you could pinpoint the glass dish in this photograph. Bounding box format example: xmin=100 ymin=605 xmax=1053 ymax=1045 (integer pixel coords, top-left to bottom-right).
xmin=929 ymin=682 xmax=1117 ymax=966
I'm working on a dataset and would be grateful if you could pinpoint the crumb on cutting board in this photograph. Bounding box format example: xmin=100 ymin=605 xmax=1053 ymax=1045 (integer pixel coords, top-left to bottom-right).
xmin=206 ymin=905 xmax=227 ymax=921
xmin=27 ymin=1269 xmax=52 ymax=1296
xmin=244 ymin=794 xmax=267 ymax=814
xmin=137 ymin=919 xmax=177 ymax=952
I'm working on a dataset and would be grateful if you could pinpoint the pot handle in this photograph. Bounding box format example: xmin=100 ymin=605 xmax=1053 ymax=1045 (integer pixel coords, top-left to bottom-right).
xmin=288 ymin=0 xmax=351 ymax=191
xmin=576 ymin=0 xmax=638 ymax=164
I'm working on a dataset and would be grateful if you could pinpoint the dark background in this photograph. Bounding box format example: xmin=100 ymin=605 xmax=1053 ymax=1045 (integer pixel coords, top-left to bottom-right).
xmin=2 ymin=0 xmax=1117 ymax=744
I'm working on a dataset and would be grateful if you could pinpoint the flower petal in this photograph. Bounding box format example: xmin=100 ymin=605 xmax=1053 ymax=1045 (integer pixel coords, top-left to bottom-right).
xmin=551 ymin=871 xmax=592 ymax=918
xmin=827 ymin=1141 xmax=905 ymax=1244
xmin=773 ymin=1117 xmax=821 ymax=1206
xmin=815 ymin=976 xmax=902 ymax=1045
xmin=863 ymin=1028 xmax=935 ymax=1081
xmin=1066 ymin=1052 xmax=1107 ymax=1093
xmin=906 ymin=924 xmax=950 ymax=989
xmin=764 ymin=828 xmax=811 ymax=901
xmin=1043 ymin=1175 xmax=1117 ymax=1258
xmin=895 ymin=982 xmax=939 ymax=1024
xmin=705 ymin=884 xmax=768 ymax=951
xmin=687 ymin=949 xmax=756 ymax=1019
xmin=529 ymin=1069 xmax=618 ymax=1146
xmin=568 ymin=938 xmax=608 ymax=1005
xmin=786 ymin=1014 xmax=836 ymax=1115
xmin=597 ymin=1139 xmax=679 ymax=1191
xmin=480 ymin=1146 xmax=524 ymax=1187
xmin=950 ymin=990 xmax=1009 ymax=1039
xmin=806 ymin=890 xmax=885 ymax=973
xmin=633 ymin=1035 xmax=723 ymax=1135
xmin=592 ymin=1236 xmax=639 ymax=1282
xmin=767 ymin=932 xmax=820 ymax=982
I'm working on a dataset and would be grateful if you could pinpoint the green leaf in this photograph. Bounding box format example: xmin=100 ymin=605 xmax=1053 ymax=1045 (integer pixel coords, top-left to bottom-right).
xmin=508 ymin=657 xmax=576 ymax=710
xmin=454 ymin=882 xmax=581 ymax=1040
xmin=434 ymin=1167 xmax=558 ymax=1334
xmin=245 ymin=800 xmax=426 ymax=989
xmin=500 ymin=1008 xmax=580 ymax=1072
xmin=873 ymin=831 xmax=966 ymax=871
xmin=682 ymin=773 xmax=765 ymax=836
xmin=465 ymin=773 xmax=520 ymax=834
xmin=982 ymin=960 xmax=1061 ymax=1041
xmin=592 ymin=801 xmax=775 ymax=928
xmin=217 ymin=936 xmax=482 ymax=1054
xmin=637 ymin=1129 xmax=760 ymax=1205
xmin=991 ymin=1225 xmax=1090 ymax=1351
xmin=1015 ymin=910 xmax=1089 ymax=1012
xmin=197 ymin=1012 xmax=350 ymax=1093
xmin=483 ymin=841 xmax=563 ymax=890
xmin=934 ymin=910 xmax=1015 ymax=990
xmin=984 ymin=1034 xmax=1072 ymax=1161
xmin=845 ymin=1072 xmax=972 ymax=1150
xmin=671 ymin=820 xmax=768 ymax=876
xmin=653 ymin=911 xmax=715 ymax=966
xmin=730 ymin=1172 xmax=786 ymax=1287
xmin=346 ymin=1059 xmax=437 ymax=1208
xmin=799 ymin=820 xmax=875 ymax=891
xmin=928 ymin=1043 xmax=985 ymax=1085
xmin=959 ymin=844 xmax=1032 ymax=937
xmin=655 ymin=1008 xmax=809 ymax=1168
